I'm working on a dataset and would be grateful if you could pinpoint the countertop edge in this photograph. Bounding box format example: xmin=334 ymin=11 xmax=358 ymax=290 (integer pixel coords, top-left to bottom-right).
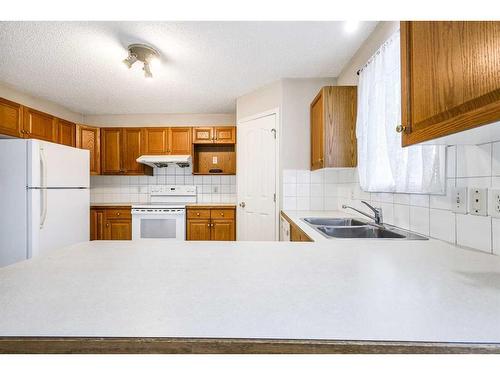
xmin=1 ymin=337 xmax=499 ymax=354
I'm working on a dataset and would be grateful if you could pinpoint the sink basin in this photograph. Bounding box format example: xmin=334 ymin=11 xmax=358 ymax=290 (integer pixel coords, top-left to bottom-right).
xmin=302 ymin=217 xmax=368 ymax=226
xmin=316 ymin=226 xmax=406 ymax=239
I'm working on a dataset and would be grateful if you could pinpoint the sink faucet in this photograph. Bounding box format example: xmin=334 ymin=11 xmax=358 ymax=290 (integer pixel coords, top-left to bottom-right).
xmin=342 ymin=201 xmax=383 ymax=225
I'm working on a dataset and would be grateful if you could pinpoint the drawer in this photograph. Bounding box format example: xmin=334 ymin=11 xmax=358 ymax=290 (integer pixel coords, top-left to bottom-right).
xmin=105 ymin=208 xmax=131 ymax=219
xmin=211 ymin=209 xmax=235 ymax=219
xmin=187 ymin=208 xmax=211 ymax=219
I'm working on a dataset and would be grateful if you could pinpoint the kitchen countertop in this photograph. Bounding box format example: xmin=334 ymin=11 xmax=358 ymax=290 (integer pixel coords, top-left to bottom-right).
xmin=1 ymin=210 xmax=500 ymax=347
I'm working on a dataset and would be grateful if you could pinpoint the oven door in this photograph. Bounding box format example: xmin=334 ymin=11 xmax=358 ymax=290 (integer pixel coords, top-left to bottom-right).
xmin=132 ymin=211 xmax=185 ymax=240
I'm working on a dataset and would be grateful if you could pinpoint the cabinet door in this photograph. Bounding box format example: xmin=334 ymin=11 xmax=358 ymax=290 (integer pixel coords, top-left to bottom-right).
xmin=211 ymin=219 xmax=235 ymax=241
xmin=100 ymin=128 xmax=122 ymax=174
xmin=144 ymin=128 xmax=169 ymax=155
xmin=169 ymin=127 xmax=192 ymax=154
xmin=23 ymin=107 xmax=57 ymax=142
xmin=401 ymin=21 xmax=500 ymax=146
xmin=324 ymin=87 xmax=357 ymax=167
xmin=192 ymin=127 xmax=214 ymax=143
xmin=0 ymin=97 xmax=23 ymax=137
xmin=57 ymin=119 xmax=76 ymax=147
xmin=310 ymin=90 xmax=324 ymax=170
xmin=214 ymin=126 xmax=236 ymax=144
xmin=76 ymin=125 xmax=101 ymax=175
xmin=122 ymin=128 xmax=148 ymax=174
xmin=186 ymin=219 xmax=211 ymax=240
xmin=90 ymin=209 xmax=105 ymax=240
xmin=105 ymin=218 xmax=132 ymax=240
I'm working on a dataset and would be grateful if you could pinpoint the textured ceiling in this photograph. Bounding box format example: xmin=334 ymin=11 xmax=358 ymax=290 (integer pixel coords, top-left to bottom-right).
xmin=0 ymin=21 xmax=377 ymax=115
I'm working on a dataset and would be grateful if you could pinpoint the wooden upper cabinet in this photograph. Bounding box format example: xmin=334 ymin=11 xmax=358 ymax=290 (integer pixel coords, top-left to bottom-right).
xmin=214 ymin=127 xmax=236 ymax=144
xmin=101 ymin=128 xmax=122 ymax=174
xmin=122 ymin=128 xmax=147 ymax=174
xmin=192 ymin=127 xmax=214 ymax=143
xmin=310 ymin=91 xmax=325 ymax=170
xmin=76 ymin=125 xmax=101 ymax=175
xmin=144 ymin=127 xmax=169 ymax=155
xmin=169 ymin=127 xmax=192 ymax=154
xmin=0 ymin=97 xmax=23 ymax=137
xmin=23 ymin=107 xmax=58 ymax=142
xmin=57 ymin=119 xmax=76 ymax=147
xmin=401 ymin=21 xmax=500 ymax=146
xmin=310 ymin=86 xmax=357 ymax=170
xmin=193 ymin=126 xmax=236 ymax=144
xmin=101 ymin=128 xmax=152 ymax=175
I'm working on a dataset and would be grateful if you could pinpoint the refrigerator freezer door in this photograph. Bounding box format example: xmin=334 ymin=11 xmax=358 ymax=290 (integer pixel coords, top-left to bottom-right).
xmin=28 ymin=140 xmax=90 ymax=188
xmin=0 ymin=139 xmax=28 ymax=267
xmin=28 ymin=188 xmax=89 ymax=258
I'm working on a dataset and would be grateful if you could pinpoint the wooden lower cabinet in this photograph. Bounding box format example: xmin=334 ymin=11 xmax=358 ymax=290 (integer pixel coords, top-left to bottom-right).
xmin=281 ymin=212 xmax=312 ymax=242
xmin=186 ymin=206 xmax=236 ymax=241
xmin=90 ymin=207 xmax=131 ymax=240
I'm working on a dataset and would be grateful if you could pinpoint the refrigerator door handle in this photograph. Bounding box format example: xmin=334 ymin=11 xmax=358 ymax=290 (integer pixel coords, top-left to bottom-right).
xmin=40 ymin=147 xmax=48 ymax=229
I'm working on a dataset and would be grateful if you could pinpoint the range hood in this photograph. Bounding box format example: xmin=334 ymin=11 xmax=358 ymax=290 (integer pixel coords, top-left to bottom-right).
xmin=136 ymin=155 xmax=191 ymax=168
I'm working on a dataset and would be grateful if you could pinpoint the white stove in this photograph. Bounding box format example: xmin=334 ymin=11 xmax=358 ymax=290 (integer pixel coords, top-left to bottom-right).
xmin=131 ymin=185 xmax=196 ymax=240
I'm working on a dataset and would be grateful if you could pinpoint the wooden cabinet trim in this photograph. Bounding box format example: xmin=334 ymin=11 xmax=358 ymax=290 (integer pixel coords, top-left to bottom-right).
xmin=186 ymin=206 xmax=236 ymax=241
xmin=76 ymin=125 xmax=101 ymax=175
xmin=22 ymin=106 xmax=58 ymax=142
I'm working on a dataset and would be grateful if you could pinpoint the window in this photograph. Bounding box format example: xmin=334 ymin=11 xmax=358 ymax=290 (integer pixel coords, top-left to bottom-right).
xmin=356 ymin=30 xmax=445 ymax=194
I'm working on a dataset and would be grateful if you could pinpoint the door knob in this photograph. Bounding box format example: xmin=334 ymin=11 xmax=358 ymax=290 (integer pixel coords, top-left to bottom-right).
xmin=239 ymin=202 xmax=246 ymax=208
xmin=396 ymin=124 xmax=407 ymax=133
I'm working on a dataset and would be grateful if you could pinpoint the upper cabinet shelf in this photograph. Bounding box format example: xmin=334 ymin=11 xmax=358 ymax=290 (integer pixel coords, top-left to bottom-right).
xmin=310 ymin=86 xmax=357 ymax=170
xmin=400 ymin=21 xmax=500 ymax=146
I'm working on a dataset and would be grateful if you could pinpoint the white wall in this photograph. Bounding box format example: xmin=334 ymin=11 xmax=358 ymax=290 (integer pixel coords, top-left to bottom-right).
xmin=83 ymin=113 xmax=235 ymax=127
xmin=337 ymin=21 xmax=399 ymax=86
xmin=0 ymin=82 xmax=84 ymax=123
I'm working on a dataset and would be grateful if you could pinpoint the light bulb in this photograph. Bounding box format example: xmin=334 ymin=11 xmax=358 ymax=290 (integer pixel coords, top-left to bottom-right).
xmin=122 ymin=53 xmax=137 ymax=69
xmin=344 ymin=21 xmax=360 ymax=33
xmin=143 ymin=61 xmax=153 ymax=79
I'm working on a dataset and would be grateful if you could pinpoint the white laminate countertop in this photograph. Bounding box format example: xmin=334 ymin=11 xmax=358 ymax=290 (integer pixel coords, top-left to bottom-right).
xmin=1 ymin=212 xmax=500 ymax=342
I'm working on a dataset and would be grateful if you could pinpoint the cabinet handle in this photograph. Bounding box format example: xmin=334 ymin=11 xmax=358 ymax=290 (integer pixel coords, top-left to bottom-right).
xmin=117 ymin=212 xmax=120 ymax=216
xmin=106 ymin=223 xmax=109 ymax=227
xmin=196 ymin=212 xmax=200 ymax=216
xmin=319 ymin=158 xmax=323 ymax=163
xmin=207 ymin=223 xmax=211 ymax=227
xmin=220 ymin=212 xmax=224 ymax=216
xmin=396 ymin=124 xmax=407 ymax=133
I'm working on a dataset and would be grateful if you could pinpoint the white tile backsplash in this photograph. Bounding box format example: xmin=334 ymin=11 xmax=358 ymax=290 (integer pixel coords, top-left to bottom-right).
xmin=283 ymin=139 xmax=500 ymax=254
xmin=90 ymin=165 xmax=236 ymax=205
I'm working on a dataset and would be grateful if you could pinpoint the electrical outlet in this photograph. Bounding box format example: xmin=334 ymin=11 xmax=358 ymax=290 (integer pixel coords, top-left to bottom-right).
xmin=489 ymin=189 xmax=500 ymax=218
xmin=468 ymin=187 xmax=487 ymax=216
xmin=451 ymin=187 xmax=467 ymax=214
xmin=212 ymin=156 xmax=218 ymax=164
xmin=212 ymin=185 xmax=219 ymax=193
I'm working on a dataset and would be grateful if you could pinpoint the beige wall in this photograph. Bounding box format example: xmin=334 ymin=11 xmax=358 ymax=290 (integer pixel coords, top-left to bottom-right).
xmin=235 ymin=80 xmax=283 ymax=121
xmin=281 ymin=78 xmax=337 ymax=170
xmin=337 ymin=21 xmax=400 ymax=86
xmin=83 ymin=113 xmax=235 ymax=127
xmin=0 ymin=82 xmax=83 ymax=123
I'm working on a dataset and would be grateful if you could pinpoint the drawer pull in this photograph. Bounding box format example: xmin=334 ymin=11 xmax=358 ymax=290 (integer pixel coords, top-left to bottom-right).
xmin=220 ymin=212 xmax=224 ymax=216
xmin=117 ymin=212 xmax=120 ymax=216
xmin=196 ymin=212 xmax=200 ymax=216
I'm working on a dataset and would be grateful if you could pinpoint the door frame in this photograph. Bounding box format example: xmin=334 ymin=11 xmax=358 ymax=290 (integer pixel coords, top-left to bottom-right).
xmin=236 ymin=108 xmax=281 ymax=241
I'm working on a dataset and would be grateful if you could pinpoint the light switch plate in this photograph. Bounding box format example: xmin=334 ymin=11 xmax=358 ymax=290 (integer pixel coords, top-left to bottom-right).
xmin=468 ymin=187 xmax=488 ymax=216
xmin=489 ymin=189 xmax=500 ymax=218
xmin=451 ymin=187 xmax=467 ymax=214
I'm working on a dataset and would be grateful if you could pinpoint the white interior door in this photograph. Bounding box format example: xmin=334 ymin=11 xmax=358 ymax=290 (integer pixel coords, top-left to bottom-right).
xmin=237 ymin=112 xmax=278 ymax=241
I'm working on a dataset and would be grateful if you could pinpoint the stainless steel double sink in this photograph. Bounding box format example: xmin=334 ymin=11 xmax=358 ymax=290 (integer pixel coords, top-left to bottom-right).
xmin=302 ymin=217 xmax=428 ymax=240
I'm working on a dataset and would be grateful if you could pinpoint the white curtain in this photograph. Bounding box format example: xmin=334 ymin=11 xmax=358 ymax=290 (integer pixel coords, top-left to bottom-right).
xmin=356 ymin=30 xmax=446 ymax=194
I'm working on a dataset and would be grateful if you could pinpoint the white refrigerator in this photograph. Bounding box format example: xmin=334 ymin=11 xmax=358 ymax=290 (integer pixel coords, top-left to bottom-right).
xmin=0 ymin=139 xmax=90 ymax=267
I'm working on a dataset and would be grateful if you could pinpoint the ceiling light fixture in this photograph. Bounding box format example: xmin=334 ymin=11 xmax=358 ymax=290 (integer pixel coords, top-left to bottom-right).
xmin=344 ymin=21 xmax=360 ymax=33
xmin=122 ymin=43 xmax=160 ymax=79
